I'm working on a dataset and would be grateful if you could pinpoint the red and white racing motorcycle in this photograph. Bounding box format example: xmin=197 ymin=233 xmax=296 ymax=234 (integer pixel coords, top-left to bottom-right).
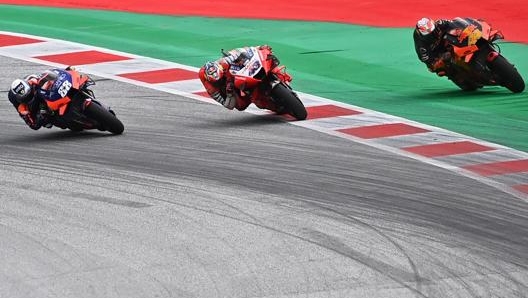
xmin=226 ymin=46 xmax=308 ymax=120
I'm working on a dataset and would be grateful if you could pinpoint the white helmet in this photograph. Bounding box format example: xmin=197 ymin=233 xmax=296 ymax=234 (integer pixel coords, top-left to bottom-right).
xmin=10 ymin=79 xmax=33 ymax=103
xmin=416 ymin=17 xmax=436 ymax=36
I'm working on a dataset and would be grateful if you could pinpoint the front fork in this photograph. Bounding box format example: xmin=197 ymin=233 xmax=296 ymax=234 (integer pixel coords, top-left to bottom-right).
xmin=80 ymin=88 xmax=96 ymax=110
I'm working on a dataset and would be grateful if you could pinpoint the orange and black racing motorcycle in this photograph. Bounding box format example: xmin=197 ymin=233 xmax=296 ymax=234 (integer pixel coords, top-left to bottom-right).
xmin=440 ymin=17 xmax=524 ymax=93
xmin=37 ymin=67 xmax=124 ymax=134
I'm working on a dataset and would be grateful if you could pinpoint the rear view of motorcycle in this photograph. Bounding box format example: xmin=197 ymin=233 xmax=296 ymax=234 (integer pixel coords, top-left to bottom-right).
xmin=39 ymin=67 xmax=124 ymax=134
xmin=441 ymin=17 xmax=525 ymax=93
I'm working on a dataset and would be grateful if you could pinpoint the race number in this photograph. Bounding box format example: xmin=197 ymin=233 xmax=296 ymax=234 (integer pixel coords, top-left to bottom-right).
xmin=57 ymin=80 xmax=72 ymax=97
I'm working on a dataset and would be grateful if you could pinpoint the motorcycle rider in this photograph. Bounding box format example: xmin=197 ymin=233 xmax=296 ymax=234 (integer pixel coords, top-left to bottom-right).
xmin=413 ymin=17 xmax=454 ymax=76
xmin=8 ymin=72 xmax=53 ymax=130
xmin=198 ymin=45 xmax=281 ymax=111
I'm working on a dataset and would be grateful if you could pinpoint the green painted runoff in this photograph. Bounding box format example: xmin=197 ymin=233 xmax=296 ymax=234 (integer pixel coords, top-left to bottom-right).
xmin=1 ymin=5 xmax=527 ymax=151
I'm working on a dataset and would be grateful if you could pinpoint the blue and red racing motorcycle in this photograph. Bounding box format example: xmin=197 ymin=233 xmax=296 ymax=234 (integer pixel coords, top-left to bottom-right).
xmin=37 ymin=67 xmax=124 ymax=134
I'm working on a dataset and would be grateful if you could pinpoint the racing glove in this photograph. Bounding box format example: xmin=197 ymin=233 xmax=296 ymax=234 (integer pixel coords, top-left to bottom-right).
xmin=17 ymin=103 xmax=40 ymax=130
xmin=226 ymin=80 xmax=234 ymax=92
xmin=21 ymin=114 xmax=40 ymax=130
xmin=430 ymin=52 xmax=452 ymax=76
xmin=36 ymin=109 xmax=52 ymax=129
xmin=429 ymin=60 xmax=446 ymax=76
xmin=209 ymin=88 xmax=236 ymax=110
xmin=223 ymin=80 xmax=236 ymax=110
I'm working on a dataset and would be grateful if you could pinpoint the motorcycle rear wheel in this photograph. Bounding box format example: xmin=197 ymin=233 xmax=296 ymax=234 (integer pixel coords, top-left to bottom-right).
xmin=84 ymin=102 xmax=124 ymax=134
xmin=271 ymin=83 xmax=307 ymax=120
xmin=488 ymin=55 xmax=525 ymax=93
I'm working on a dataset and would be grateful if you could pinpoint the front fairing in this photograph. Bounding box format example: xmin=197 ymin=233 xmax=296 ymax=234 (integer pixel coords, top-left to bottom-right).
xmin=444 ymin=17 xmax=492 ymax=63
xmin=229 ymin=47 xmax=269 ymax=90
xmin=445 ymin=18 xmax=484 ymax=47
xmin=38 ymin=69 xmax=90 ymax=115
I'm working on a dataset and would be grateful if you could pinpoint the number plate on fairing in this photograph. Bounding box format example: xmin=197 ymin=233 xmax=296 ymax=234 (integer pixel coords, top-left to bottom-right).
xmin=38 ymin=69 xmax=73 ymax=101
xmin=229 ymin=47 xmax=263 ymax=78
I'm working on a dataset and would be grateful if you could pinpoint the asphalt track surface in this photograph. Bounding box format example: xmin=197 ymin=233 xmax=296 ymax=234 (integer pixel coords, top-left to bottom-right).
xmin=2 ymin=57 xmax=528 ymax=298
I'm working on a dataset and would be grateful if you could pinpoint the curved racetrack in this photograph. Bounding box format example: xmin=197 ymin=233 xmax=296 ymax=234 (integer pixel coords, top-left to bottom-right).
xmin=2 ymin=57 xmax=528 ymax=298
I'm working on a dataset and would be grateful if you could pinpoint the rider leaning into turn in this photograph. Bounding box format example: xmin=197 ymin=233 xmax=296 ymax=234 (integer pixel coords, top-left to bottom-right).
xmin=198 ymin=44 xmax=280 ymax=111
xmin=413 ymin=17 xmax=454 ymax=77
xmin=8 ymin=72 xmax=53 ymax=130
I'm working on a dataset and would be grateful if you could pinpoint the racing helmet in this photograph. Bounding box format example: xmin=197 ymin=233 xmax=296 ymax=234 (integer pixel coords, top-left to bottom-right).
xmin=204 ymin=61 xmax=224 ymax=83
xmin=416 ymin=17 xmax=436 ymax=36
xmin=10 ymin=78 xmax=33 ymax=104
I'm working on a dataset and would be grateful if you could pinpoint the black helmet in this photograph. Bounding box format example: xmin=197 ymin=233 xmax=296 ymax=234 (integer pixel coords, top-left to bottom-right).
xmin=10 ymin=78 xmax=33 ymax=104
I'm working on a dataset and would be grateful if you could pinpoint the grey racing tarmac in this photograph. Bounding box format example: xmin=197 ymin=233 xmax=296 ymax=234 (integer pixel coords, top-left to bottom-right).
xmin=1 ymin=57 xmax=527 ymax=298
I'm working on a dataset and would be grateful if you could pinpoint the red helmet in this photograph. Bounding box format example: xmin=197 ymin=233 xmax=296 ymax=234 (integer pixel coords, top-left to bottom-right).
xmin=416 ymin=17 xmax=436 ymax=36
xmin=204 ymin=61 xmax=224 ymax=83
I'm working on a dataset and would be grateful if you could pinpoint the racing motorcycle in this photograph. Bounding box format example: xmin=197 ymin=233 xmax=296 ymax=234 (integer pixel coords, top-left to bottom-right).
xmin=37 ymin=67 xmax=124 ymax=134
xmin=440 ymin=17 xmax=524 ymax=93
xmin=224 ymin=46 xmax=307 ymax=120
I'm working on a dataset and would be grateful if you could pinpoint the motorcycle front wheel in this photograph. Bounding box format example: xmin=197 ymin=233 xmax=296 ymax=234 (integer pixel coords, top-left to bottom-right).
xmin=270 ymin=83 xmax=307 ymax=120
xmin=488 ymin=55 xmax=525 ymax=93
xmin=84 ymin=101 xmax=125 ymax=134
